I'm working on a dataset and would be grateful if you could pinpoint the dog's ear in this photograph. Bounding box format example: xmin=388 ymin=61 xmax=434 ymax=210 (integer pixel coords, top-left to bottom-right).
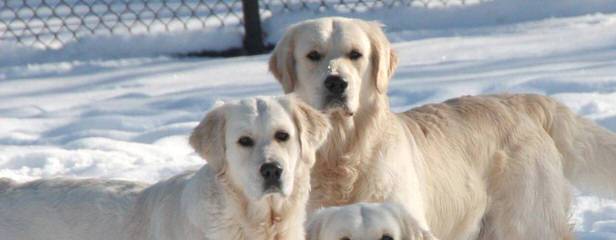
xmin=364 ymin=21 xmax=398 ymax=94
xmin=382 ymin=203 xmax=434 ymax=240
xmin=269 ymin=26 xmax=297 ymax=93
xmin=190 ymin=105 xmax=227 ymax=172
xmin=289 ymin=97 xmax=330 ymax=163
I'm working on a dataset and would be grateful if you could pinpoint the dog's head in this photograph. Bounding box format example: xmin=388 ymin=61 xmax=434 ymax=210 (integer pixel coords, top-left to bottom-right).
xmin=307 ymin=202 xmax=432 ymax=240
xmin=270 ymin=17 xmax=398 ymax=117
xmin=190 ymin=96 xmax=329 ymax=201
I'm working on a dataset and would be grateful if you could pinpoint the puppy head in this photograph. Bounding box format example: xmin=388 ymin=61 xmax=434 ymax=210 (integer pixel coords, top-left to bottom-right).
xmin=307 ymin=202 xmax=427 ymax=240
xmin=190 ymin=96 xmax=329 ymax=201
xmin=269 ymin=17 xmax=398 ymax=117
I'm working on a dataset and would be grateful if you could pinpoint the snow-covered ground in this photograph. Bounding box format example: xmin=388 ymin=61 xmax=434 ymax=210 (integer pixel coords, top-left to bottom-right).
xmin=2 ymin=10 xmax=616 ymax=240
xmin=4 ymin=0 xmax=616 ymax=67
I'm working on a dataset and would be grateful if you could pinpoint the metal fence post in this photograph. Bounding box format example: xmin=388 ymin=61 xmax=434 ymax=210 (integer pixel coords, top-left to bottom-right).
xmin=241 ymin=0 xmax=266 ymax=55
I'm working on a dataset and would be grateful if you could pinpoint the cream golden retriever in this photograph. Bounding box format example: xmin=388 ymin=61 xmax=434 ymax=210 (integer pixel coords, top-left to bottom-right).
xmin=270 ymin=17 xmax=616 ymax=240
xmin=307 ymin=202 xmax=435 ymax=240
xmin=0 ymin=96 xmax=330 ymax=240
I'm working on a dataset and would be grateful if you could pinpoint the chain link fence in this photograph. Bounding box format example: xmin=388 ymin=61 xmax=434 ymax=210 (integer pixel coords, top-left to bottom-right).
xmin=0 ymin=0 xmax=244 ymax=49
xmin=0 ymin=0 xmax=483 ymax=52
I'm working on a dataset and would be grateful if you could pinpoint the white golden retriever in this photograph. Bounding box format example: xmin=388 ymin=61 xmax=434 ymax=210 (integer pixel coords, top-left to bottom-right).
xmin=307 ymin=202 xmax=435 ymax=240
xmin=270 ymin=17 xmax=616 ymax=239
xmin=0 ymin=96 xmax=330 ymax=240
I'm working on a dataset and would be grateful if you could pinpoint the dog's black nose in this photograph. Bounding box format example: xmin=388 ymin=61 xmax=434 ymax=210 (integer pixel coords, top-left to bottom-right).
xmin=260 ymin=162 xmax=283 ymax=183
xmin=324 ymin=75 xmax=348 ymax=95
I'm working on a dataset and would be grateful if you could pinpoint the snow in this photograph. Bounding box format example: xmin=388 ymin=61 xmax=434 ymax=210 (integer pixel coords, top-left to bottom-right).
xmin=263 ymin=0 xmax=616 ymax=45
xmin=0 ymin=55 xmax=277 ymax=182
xmin=4 ymin=0 xmax=616 ymax=67
xmin=2 ymin=2 xmax=616 ymax=238
xmin=0 ymin=29 xmax=243 ymax=67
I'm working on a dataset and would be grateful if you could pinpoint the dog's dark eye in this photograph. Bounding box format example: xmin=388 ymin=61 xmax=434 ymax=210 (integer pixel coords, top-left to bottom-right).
xmin=306 ymin=51 xmax=322 ymax=61
xmin=381 ymin=234 xmax=394 ymax=240
xmin=348 ymin=50 xmax=362 ymax=60
xmin=237 ymin=136 xmax=254 ymax=147
xmin=274 ymin=131 xmax=289 ymax=142
xmin=340 ymin=237 xmax=350 ymax=240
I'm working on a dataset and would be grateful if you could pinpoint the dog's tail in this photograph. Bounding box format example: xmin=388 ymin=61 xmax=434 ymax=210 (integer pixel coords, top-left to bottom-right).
xmin=539 ymin=96 xmax=616 ymax=198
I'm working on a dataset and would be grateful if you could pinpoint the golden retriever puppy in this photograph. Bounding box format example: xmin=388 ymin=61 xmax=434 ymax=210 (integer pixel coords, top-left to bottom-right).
xmin=270 ymin=17 xmax=616 ymax=240
xmin=0 ymin=96 xmax=330 ymax=240
xmin=307 ymin=202 xmax=435 ymax=240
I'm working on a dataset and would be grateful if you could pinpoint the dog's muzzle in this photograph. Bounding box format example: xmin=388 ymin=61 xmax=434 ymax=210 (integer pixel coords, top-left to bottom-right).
xmin=260 ymin=162 xmax=283 ymax=192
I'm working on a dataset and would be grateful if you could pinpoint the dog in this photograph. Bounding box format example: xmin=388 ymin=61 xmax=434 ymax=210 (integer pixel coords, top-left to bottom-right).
xmin=307 ymin=202 xmax=435 ymax=240
xmin=270 ymin=17 xmax=616 ymax=239
xmin=0 ymin=95 xmax=330 ymax=240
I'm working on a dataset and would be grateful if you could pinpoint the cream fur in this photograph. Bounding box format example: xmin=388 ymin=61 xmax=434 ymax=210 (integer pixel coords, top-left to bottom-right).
xmin=270 ymin=17 xmax=616 ymax=240
xmin=0 ymin=95 xmax=330 ymax=240
xmin=307 ymin=202 xmax=435 ymax=240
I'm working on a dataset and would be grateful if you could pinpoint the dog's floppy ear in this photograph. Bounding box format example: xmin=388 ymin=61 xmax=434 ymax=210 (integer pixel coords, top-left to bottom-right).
xmin=364 ymin=21 xmax=398 ymax=94
xmin=382 ymin=203 xmax=435 ymax=240
xmin=190 ymin=105 xmax=227 ymax=172
xmin=289 ymin=97 xmax=330 ymax=162
xmin=269 ymin=26 xmax=297 ymax=93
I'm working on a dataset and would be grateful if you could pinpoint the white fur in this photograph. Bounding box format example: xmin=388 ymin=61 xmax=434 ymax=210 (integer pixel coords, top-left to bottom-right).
xmin=0 ymin=95 xmax=330 ymax=240
xmin=270 ymin=17 xmax=616 ymax=240
xmin=308 ymin=202 xmax=435 ymax=240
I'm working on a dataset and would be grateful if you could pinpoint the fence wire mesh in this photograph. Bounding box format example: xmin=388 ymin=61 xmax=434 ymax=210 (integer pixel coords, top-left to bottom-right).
xmin=0 ymin=0 xmax=243 ymax=49
xmin=1 ymin=0 xmax=482 ymax=50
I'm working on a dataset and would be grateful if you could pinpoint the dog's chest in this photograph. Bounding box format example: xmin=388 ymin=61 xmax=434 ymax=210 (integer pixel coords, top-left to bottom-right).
xmin=203 ymin=218 xmax=246 ymax=240
xmin=210 ymin=208 xmax=289 ymax=240
xmin=310 ymin=151 xmax=391 ymax=208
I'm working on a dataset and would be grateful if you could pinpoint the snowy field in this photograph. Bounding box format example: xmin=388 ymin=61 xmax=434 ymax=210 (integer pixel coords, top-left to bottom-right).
xmin=2 ymin=6 xmax=616 ymax=240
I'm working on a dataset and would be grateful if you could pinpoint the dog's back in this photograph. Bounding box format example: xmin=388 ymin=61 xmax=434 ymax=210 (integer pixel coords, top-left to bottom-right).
xmin=0 ymin=178 xmax=146 ymax=240
xmin=402 ymin=93 xmax=616 ymax=198
xmin=445 ymin=94 xmax=616 ymax=198
xmin=399 ymin=93 xmax=616 ymax=239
